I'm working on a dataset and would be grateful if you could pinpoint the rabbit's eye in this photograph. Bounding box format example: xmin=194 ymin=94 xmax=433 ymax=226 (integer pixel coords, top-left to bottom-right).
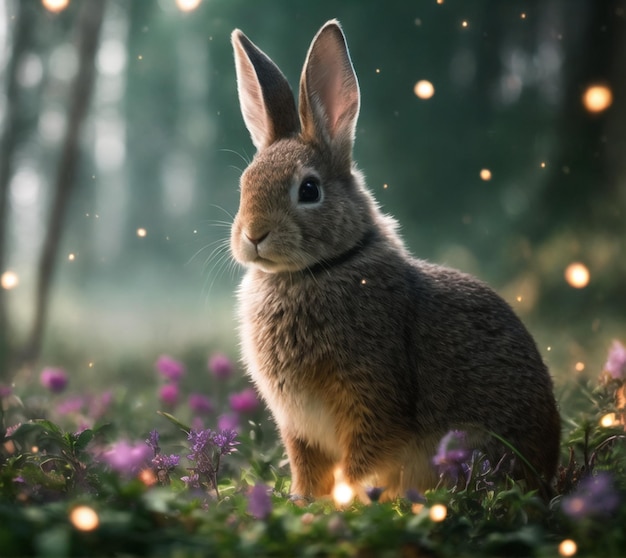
xmin=298 ymin=177 xmax=321 ymax=204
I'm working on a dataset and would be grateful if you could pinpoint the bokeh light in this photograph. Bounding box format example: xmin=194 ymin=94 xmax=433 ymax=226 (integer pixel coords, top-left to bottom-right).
xmin=564 ymin=262 xmax=590 ymax=289
xmin=332 ymin=481 xmax=354 ymax=506
xmin=480 ymin=168 xmax=492 ymax=181
xmin=1 ymin=271 xmax=19 ymax=290
xmin=42 ymin=0 xmax=69 ymax=12
xmin=600 ymin=413 xmax=618 ymax=428
xmin=582 ymin=84 xmax=613 ymax=113
xmin=414 ymin=80 xmax=435 ymax=99
xmin=136 ymin=228 xmax=147 ymax=238
xmin=429 ymin=504 xmax=447 ymax=522
xmin=176 ymin=0 xmax=202 ymax=11
xmin=559 ymin=539 xmax=577 ymax=557
xmin=69 ymin=505 xmax=99 ymax=531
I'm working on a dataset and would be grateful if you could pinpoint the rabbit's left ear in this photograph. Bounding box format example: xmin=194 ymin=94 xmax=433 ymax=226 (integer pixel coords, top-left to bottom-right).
xmin=232 ymin=29 xmax=300 ymax=150
xmin=299 ymin=20 xmax=360 ymax=163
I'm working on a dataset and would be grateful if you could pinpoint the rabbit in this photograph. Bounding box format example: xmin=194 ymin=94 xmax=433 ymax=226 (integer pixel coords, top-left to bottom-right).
xmin=230 ymin=19 xmax=561 ymax=502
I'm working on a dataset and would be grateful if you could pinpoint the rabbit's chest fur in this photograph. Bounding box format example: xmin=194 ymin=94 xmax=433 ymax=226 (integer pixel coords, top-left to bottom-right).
xmin=237 ymin=250 xmax=424 ymax=450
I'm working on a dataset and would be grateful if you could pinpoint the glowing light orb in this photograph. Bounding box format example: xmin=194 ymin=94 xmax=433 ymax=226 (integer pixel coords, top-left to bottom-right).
xmin=136 ymin=228 xmax=147 ymax=238
xmin=332 ymin=482 xmax=354 ymax=506
xmin=540 ymin=161 xmax=547 ymax=168
xmin=575 ymin=361 xmax=585 ymax=372
xmin=70 ymin=505 xmax=99 ymax=531
xmin=1 ymin=271 xmax=19 ymax=290
xmin=461 ymin=20 xmax=469 ymax=28
xmin=564 ymin=262 xmax=590 ymax=289
xmin=68 ymin=253 xmax=76 ymax=261
xmin=559 ymin=539 xmax=578 ymax=557
xmin=480 ymin=168 xmax=492 ymax=181
xmin=583 ymin=85 xmax=613 ymax=113
xmin=139 ymin=468 xmax=157 ymax=486
xmin=42 ymin=0 xmax=69 ymax=12
xmin=176 ymin=0 xmax=202 ymax=11
xmin=429 ymin=504 xmax=447 ymax=522
xmin=521 ymin=13 xmax=527 ymax=19
xmin=414 ymin=80 xmax=435 ymax=99
xmin=600 ymin=413 xmax=618 ymax=428
xmin=436 ymin=0 xmax=444 ymax=4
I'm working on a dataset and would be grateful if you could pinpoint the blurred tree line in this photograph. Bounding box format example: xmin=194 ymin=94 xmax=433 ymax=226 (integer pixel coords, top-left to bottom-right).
xmin=0 ymin=0 xmax=624 ymax=382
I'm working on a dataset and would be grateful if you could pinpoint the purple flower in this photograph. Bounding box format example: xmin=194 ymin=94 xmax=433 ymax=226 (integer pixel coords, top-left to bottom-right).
xmin=146 ymin=429 xmax=160 ymax=454
xmin=247 ymin=483 xmax=272 ymax=519
xmin=181 ymin=472 xmax=200 ymax=489
xmin=101 ymin=440 xmax=152 ymax=476
xmin=229 ymin=388 xmax=259 ymax=413
xmin=218 ymin=412 xmax=240 ymax=432
xmin=40 ymin=367 xmax=68 ymax=393
xmin=187 ymin=428 xmax=215 ymax=475
xmin=152 ymin=453 xmax=180 ymax=471
xmin=159 ymin=383 xmax=180 ymax=407
xmin=155 ymin=355 xmax=185 ymax=382
xmin=0 ymin=385 xmax=12 ymax=398
xmin=605 ymin=340 xmax=626 ymax=380
xmin=365 ymin=486 xmax=385 ymax=502
xmin=208 ymin=353 xmax=234 ymax=379
xmin=405 ymin=488 xmax=426 ymax=504
xmin=189 ymin=393 xmax=214 ymax=415
xmin=432 ymin=430 xmax=471 ymax=482
xmin=213 ymin=429 xmax=239 ymax=456
xmin=562 ymin=472 xmax=620 ymax=519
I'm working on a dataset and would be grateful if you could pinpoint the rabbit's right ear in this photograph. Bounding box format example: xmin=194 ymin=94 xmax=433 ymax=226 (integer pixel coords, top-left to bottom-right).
xmin=232 ymin=30 xmax=300 ymax=150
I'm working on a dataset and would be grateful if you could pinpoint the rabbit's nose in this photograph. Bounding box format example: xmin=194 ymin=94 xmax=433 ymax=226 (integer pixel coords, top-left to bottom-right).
xmin=245 ymin=230 xmax=269 ymax=246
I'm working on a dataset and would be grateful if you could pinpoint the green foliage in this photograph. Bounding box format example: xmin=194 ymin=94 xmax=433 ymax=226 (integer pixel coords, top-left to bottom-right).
xmin=1 ymin=348 xmax=626 ymax=557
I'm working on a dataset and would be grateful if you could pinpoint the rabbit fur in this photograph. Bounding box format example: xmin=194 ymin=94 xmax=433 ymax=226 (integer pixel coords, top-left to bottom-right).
xmin=230 ymin=20 xmax=560 ymax=501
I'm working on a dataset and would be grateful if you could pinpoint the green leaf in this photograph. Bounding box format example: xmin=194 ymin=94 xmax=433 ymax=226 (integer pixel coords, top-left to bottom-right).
xmin=74 ymin=429 xmax=94 ymax=451
xmin=156 ymin=411 xmax=190 ymax=434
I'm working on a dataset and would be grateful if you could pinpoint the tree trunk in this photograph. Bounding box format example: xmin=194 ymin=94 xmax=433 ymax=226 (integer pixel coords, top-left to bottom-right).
xmin=19 ymin=0 xmax=107 ymax=367
xmin=0 ymin=1 xmax=38 ymax=382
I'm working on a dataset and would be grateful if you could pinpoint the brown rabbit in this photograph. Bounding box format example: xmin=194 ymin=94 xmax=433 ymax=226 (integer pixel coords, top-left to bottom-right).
xmin=230 ymin=19 xmax=560 ymax=501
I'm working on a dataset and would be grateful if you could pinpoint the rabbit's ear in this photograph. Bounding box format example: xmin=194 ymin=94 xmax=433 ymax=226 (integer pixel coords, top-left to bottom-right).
xmin=299 ymin=20 xmax=360 ymax=161
xmin=232 ymin=29 xmax=299 ymax=150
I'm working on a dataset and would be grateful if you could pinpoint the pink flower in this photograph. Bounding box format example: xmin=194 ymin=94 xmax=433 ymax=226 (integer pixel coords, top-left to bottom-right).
xmin=605 ymin=340 xmax=626 ymax=380
xmin=159 ymin=383 xmax=180 ymax=407
xmin=218 ymin=412 xmax=240 ymax=432
xmin=155 ymin=355 xmax=185 ymax=382
xmin=55 ymin=396 xmax=85 ymax=415
xmin=40 ymin=367 xmax=68 ymax=393
xmin=247 ymin=483 xmax=272 ymax=519
xmin=208 ymin=353 xmax=234 ymax=380
xmin=101 ymin=440 xmax=152 ymax=475
xmin=229 ymin=388 xmax=259 ymax=413
xmin=188 ymin=393 xmax=213 ymax=415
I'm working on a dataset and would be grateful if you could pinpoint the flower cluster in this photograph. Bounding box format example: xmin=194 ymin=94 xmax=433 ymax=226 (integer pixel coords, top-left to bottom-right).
xmin=184 ymin=427 xmax=239 ymax=497
xmin=145 ymin=429 xmax=180 ymax=485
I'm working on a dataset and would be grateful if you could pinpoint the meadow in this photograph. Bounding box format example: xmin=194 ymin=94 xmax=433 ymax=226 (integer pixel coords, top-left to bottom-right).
xmin=1 ymin=340 xmax=625 ymax=557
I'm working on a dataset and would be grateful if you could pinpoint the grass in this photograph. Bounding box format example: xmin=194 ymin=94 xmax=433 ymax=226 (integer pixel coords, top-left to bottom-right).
xmin=1 ymin=342 xmax=626 ymax=557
